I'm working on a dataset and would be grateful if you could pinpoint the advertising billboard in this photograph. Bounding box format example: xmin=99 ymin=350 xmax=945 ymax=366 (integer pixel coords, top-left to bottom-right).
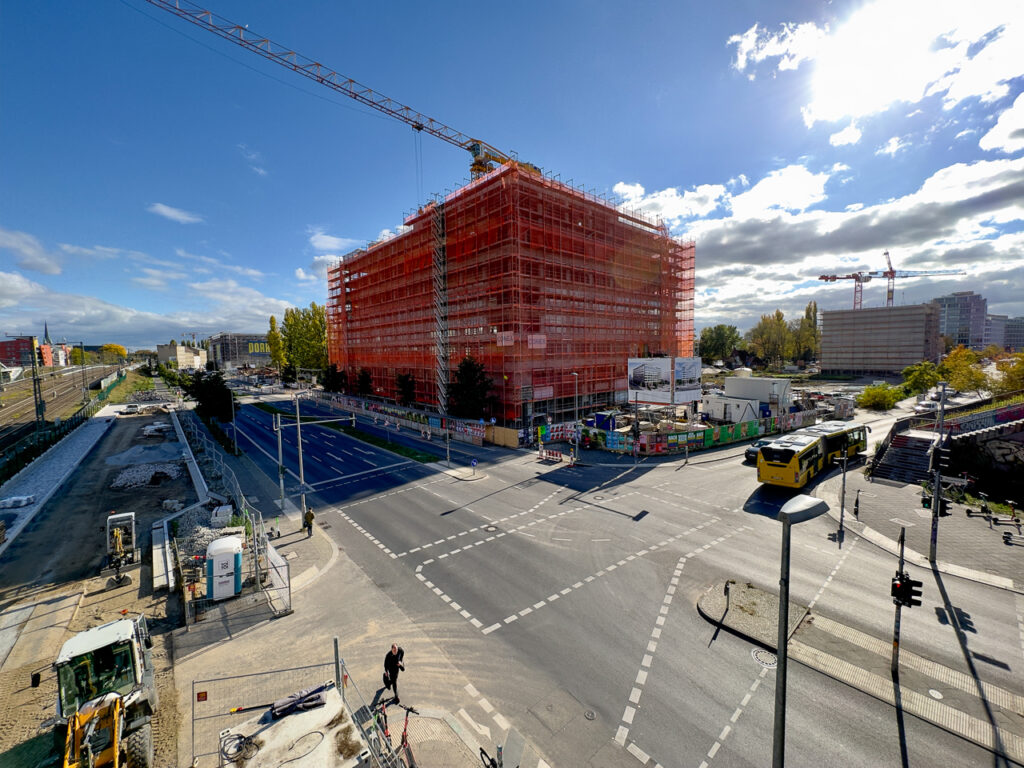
xmin=673 ymin=356 xmax=702 ymax=404
xmin=628 ymin=357 xmax=673 ymax=404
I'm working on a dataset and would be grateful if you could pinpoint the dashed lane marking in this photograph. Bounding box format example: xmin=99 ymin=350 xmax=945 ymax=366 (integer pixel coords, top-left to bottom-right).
xmin=808 ymin=538 xmax=858 ymax=610
xmin=696 ymin=668 xmax=770 ymax=768
xmin=616 ymin=524 xmax=755 ymax=761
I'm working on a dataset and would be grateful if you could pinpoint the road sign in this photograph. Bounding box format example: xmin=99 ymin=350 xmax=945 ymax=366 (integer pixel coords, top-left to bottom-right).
xmin=471 ymin=458 xmax=478 ymax=468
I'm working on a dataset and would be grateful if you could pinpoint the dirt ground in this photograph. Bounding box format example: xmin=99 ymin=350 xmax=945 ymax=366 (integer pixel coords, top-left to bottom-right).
xmin=0 ymin=411 xmax=198 ymax=768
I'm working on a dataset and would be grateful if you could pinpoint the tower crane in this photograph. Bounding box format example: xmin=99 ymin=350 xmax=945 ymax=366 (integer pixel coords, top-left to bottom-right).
xmin=144 ymin=0 xmax=530 ymax=178
xmin=818 ymin=250 xmax=964 ymax=309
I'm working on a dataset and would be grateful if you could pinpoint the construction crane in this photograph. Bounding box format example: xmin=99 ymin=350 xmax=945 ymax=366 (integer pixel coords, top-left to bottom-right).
xmin=144 ymin=0 xmax=527 ymax=178
xmin=818 ymin=250 xmax=964 ymax=309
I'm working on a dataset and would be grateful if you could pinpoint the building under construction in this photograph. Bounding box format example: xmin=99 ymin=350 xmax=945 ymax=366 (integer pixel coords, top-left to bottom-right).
xmin=326 ymin=163 xmax=695 ymax=429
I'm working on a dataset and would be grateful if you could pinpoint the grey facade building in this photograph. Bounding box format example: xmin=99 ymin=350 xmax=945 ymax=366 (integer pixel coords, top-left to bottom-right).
xmin=821 ymin=304 xmax=941 ymax=375
xmin=984 ymin=314 xmax=1007 ymax=350
xmin=1006 ymin=317 xmax=1024 ymax=352
xmin=207 ymin=332 xmax=271 ymax=371
xmin=935 ymin=291 xmax=987 ymax=350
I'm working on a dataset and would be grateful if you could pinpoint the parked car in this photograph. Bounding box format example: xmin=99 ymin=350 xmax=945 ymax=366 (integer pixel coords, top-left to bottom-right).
xmin=914 ymin=401 xmax=939 ymax=414
xmin=745 ymin=438 xmax=773 ymax=463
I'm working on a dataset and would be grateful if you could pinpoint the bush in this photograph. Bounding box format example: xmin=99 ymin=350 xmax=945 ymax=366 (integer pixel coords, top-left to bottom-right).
xmin=857 ymin=383 xmax=905 ymax=411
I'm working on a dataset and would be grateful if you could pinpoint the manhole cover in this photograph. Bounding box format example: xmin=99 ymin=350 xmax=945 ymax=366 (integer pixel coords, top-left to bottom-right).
xmin=752 ymin=648 xmax=777 ymax=668
xmin=584 ymin=710 xmax=596 ymax=721
xmin=483 ymin=525 xmax=498 ymax=532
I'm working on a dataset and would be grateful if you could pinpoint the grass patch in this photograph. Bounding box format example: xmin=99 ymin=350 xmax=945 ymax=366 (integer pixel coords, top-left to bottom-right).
xmin=104 ymin=370 xmax=154 ymax=404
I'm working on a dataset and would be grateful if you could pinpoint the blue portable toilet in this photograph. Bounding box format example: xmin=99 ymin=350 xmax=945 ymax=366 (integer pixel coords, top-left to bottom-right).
xmin=206 ymin=536 xmax=243 ymax=601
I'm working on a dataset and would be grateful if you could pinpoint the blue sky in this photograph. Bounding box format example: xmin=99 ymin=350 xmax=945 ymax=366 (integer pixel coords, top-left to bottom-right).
xmin=2 ymin=0 xmax=1022 ymax=349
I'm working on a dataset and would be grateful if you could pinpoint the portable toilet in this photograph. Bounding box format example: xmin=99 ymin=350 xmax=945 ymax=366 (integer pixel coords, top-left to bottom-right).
xmin=206 ymin=536 xmax=243 ymax=601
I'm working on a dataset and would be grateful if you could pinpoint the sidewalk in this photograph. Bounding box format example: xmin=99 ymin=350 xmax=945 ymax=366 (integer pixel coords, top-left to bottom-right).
xmin=815 ymin=469 xmax=1021 ymax=592
xmin=173 ymin=418 xmax=543 ymax=768
xmin=697 ymin=581 xmax=1024 ymax=763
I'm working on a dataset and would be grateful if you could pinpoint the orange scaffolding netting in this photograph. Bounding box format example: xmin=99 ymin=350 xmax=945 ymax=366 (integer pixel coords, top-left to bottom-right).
xmin=327 ymin=163 xmax=695 ymax=429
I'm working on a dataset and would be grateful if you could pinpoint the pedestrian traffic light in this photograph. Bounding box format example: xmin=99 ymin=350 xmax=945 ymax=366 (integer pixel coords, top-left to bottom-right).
xmin=905 ymin=576 xmax=923 ymax=607
xmin=921 ymin=494 xmax=932 ymax=509
xmin=891 ymin=574 xmax=904 ymax=604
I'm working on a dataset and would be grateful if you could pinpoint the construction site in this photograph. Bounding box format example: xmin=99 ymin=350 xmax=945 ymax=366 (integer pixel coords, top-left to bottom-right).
xmin=327 ymin=164 xmax=695 ymax=430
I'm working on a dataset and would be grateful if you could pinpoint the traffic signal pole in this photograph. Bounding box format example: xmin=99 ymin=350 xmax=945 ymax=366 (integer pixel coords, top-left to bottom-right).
xmin=891 ymin=526 xmax=906 ymax=675
xmin=929 ymin=382 xmax=947 ymax=562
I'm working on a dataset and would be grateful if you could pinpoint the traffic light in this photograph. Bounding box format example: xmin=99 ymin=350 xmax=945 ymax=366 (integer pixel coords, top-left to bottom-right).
xmin=891 ymin=575 xmax=904 ymax=604
xmin=921 ymin=494 xmax=932 ymax=509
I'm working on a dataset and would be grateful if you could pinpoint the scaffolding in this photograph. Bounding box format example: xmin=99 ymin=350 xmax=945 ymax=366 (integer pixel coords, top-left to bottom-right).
xmin=326 ymin=163 xmax=695 ymax=430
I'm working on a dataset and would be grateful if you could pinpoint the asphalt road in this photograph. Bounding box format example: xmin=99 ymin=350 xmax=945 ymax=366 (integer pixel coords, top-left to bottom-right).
xmin=233 ymin=398 xmax=1019 ymax=767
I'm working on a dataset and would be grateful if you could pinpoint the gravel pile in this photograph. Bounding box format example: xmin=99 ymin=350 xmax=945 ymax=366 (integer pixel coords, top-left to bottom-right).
xmin=110 ymin=462 xmax=182 ymax=489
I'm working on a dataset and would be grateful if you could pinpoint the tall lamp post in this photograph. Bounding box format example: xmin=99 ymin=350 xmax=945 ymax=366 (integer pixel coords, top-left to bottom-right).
xmin=571 ymin=372 xmax=579 ymax=459
xmin=773 ymin=494 xmax=830 ymax=768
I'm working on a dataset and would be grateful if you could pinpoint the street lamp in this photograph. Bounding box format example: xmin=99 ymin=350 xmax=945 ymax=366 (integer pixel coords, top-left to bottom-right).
xmin=571 ymin=372 xmax=579 ymax=459
xmin=773 ymin=494 xmax=830 ymax=768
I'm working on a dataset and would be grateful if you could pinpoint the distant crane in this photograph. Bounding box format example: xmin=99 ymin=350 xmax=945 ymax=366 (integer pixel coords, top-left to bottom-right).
xmin=818 ymin=250 xmax=964 ymax=309
xmin=144 ymin=0 xmax=529 ymax=178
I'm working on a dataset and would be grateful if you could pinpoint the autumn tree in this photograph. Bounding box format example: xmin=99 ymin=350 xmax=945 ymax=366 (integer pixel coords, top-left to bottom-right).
xmin=790 ymin=301 xmax=819 ymax=362
xmin=939 ymin=346 xmax=986 ymax=394
xmin=356 ymin=368 xmax=373 ymax=396
xmin=99 ymin=343 xmax=127 ymax=363
xmin=745 ymin=311 xmax=791 ymax=368
xmin=698 ymin=325 xmax=742 ymax=363
xmin=991 ymin=354 xmax=1024 ymax=394
xmin=267 ymin=315 xmax=286 ymax=372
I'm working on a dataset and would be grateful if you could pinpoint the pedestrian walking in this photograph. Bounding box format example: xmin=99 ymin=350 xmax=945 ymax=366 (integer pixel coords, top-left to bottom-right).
xmin=303 ymin=507 xmax=315 ymax=537
xmin=382 ymin=643 xmax=405 ymax=704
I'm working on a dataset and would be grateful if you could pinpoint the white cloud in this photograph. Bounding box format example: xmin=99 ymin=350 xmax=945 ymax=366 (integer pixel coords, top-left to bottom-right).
xmin=728 ymin=165 xmax=829 ymax=219
xmin=615 ymin=182 xmax=727 ymax=226
xmin=147 ymin=203 xmax=203 ymax=224
xmin=979 ymin=92 xmax=1024 ymax=154
xmin=374 ymin=225 xmax=412 ymax=243
xmin=954 ymin=128 xmax=977 ymax=140
xmin=0 ymin=227 xmax=61 ymax=274
xmin=295 ymin=267 xmax=316 ymax=282
xmin=728 ymin=1 xmax=1023 ymax=129
xmin=132 ymin=267 xmax=188 ymax=291
xmin=238 ymin=144 xmax=268 ymax=177
xmin=829 ymin=122 xmax=862 ymax=146
xmin=308 ymin=228 xmax=362 ymax=252
xmin=876 ymin=137 xmax=908 ymax=156
xmin=845 ymin=202 xmax=865 ymax=212
xmin=175 ymin=247 xmax=264 ymax=278
xmin=727 ymin=21 xmax=827 ymax=75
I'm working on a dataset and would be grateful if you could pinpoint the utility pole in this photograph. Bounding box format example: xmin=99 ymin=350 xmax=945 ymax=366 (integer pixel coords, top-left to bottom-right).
xmin=295 ymin=395 xmax=306 ymax=516
xmin=930 ymin=381 xmax=947 ymax=562
xmin=274 ymin=413 xmax=285 ymax=513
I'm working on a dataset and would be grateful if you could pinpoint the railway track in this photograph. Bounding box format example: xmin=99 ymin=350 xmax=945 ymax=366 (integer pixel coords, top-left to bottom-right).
xmin=0 ymin=365 xmax=121 ymax=453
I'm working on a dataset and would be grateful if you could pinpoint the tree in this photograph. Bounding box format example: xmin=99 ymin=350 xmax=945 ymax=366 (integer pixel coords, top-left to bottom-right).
xmin=356 ymin=368 xmax=373 ymax=397
xmin=396 ymin=372 xmax=416 ymax=407
xmin=980 ymin=344 xmax=1005 ymax=361
xmin=281 ymin=302 xmax=328 ymax=373
xmin=189 ymin=370 xmax=233 ymax=423
xmin=745 ymin=311 xmax=790 ymax=368
xmin=857 ymin=383 xmax=903 ymax=411
xmin=449 ymin=355 xmax=495 ymax=419
xmin=698 ymin=325 xmax=742 ymax=363
xmin=791 ymin=301 xmax=819 ymax=362
xmin=991 ymin=354 xmax=1024 ymax=394
xmin=902 ymin=361 xmax=940 ymax=395
xmin=267 ymin=315 xmax=286 ymax=372
xmin=323 ymin=364 xmax=348 ymax=394
xmin=939 ymin=346 xmax=986 ymax=394
xmin=99 ymin=343 xmax=127 ymax=363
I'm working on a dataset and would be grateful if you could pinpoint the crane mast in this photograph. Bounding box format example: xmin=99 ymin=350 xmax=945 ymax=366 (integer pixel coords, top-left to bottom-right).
xmin=144 ymin=0 xmax=515 ymax=177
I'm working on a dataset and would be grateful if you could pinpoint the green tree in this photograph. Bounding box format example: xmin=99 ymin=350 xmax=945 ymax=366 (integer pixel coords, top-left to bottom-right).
xmin=396 ymin=372 xmax=416 ymax=407
xmin=745 ymin=310 xmax=791 ymax=368
xmin=356 ymin=368 xmax=373 ymax=396
xmin=449 ymin=355 xmax=495 ymax=419
xmin=267 ymin=315 xmax=286 ymax=372
xmin=188 ymin=370 xmax=233 ymax=423
xmin=323 ymin=364 xmax=348 ymax=394
xmin=857 ymin=383 xmax=903 ymax=411
xmin=791 ymin=301 xmax=819 ymax=362
xmin=698 ymin=324 xmax=742 ymax=362
xmin=281 ymin=302 xmax=328 ymax=373
xmin=901 ymin=361 xmax=940 ymax=395
xmin=980 ymin=344 xmax=1005 ymax=361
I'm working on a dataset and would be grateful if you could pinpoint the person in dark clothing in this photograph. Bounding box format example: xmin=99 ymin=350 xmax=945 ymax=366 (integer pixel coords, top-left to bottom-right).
xmin=303 ymin=507 xmax=315 ymax=537
xmin=383 ymin=643 xmax=405 ymax=703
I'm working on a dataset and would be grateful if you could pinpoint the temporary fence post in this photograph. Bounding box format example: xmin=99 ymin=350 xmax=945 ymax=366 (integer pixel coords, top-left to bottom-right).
xmin=334 ymin=637 xmax=343 ymax=705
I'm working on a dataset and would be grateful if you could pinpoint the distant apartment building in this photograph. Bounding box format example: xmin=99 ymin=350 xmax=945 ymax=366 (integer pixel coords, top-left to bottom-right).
xmin=1006 ymin=317 xmax=1024 ymax=352
xmin=0 ymin=336 xmax=38 ymax=367
xmin=207 ymin=332 xmax=271 ymax=371
xmin=820 ymin=304 xmax=941 ymax=375
xmin=156 ymin=343 xmax=208 ymax=370
xmin=935 ymin=291 xmax=987 ymax=350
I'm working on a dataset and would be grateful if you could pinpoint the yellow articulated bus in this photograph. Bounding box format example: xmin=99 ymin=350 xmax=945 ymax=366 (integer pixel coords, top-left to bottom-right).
xmin=757 ymin=422 xmax=868 ymax=489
